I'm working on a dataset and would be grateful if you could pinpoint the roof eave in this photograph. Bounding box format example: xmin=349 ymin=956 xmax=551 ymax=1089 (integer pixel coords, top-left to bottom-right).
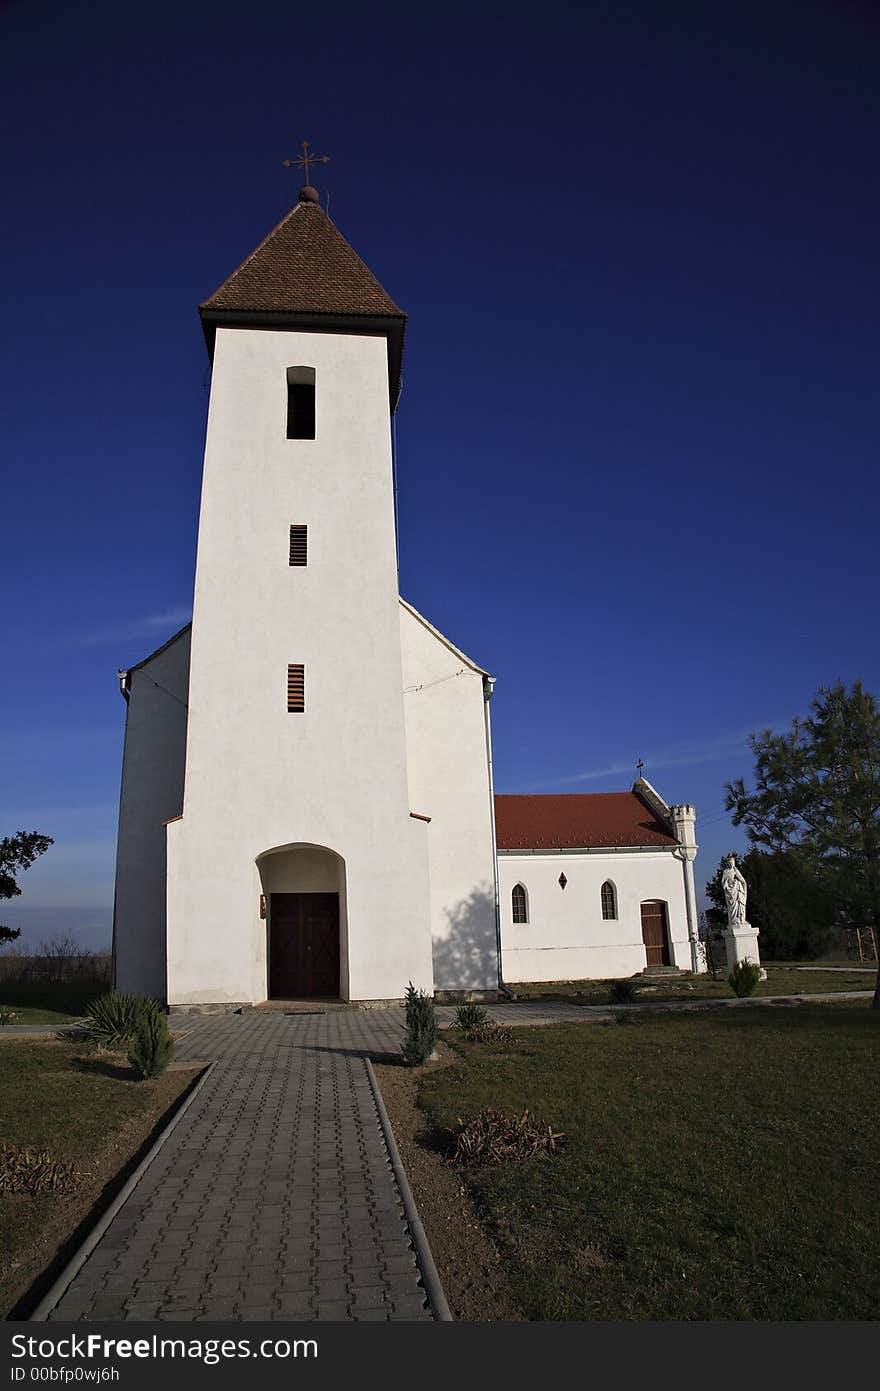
xmin=126 ymin=621 xmax=193 ymax=674
xmin=497 ymin=841 xmax=678 ymax=853
xmin=198 ymin=306 xmax=407 ymax=412
xmin=398 ymin=596 xmax=492 ymax=677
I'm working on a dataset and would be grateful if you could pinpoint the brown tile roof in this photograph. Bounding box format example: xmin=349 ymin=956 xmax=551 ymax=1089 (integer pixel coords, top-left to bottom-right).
xmin=200 ymin=198 xmax=404 ymax=319
xmin=495 ymin=793 xmax=678 ymax=850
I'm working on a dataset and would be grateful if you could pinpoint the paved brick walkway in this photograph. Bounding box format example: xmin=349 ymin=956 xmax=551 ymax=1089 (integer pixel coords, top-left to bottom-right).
xmin=45 ymin=1011 xmax=431 ymax=1322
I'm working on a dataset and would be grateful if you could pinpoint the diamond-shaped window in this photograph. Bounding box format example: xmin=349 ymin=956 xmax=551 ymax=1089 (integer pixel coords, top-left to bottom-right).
xmin=558 ymin=873 xmax=567 ymax=890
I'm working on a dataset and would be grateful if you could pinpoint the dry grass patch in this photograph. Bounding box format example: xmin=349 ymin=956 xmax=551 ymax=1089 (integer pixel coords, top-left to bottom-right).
xmin=0 ymin=1038 xmax=199 ymax=1316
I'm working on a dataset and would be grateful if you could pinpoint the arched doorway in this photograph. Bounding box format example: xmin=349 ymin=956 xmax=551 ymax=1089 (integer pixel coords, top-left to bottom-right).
xmin=257 ymin=844 xmax=348 ymax=1000
xmin=640 ymin=900 xmax=671 ymax=968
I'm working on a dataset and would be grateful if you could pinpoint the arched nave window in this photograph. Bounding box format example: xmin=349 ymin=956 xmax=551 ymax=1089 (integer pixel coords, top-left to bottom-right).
xmin=512 ymin=883 xmax=528 ymax=924
xmin=601 ymin=880 xmax=617 ymax=920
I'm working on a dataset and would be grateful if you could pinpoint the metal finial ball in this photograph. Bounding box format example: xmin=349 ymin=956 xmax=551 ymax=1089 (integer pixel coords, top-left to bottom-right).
xmin=299 ymin=185 xmax=320 ymax=204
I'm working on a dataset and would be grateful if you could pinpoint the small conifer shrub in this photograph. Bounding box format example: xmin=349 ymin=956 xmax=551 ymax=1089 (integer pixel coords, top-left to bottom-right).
xmin=128 ymin=1003 xmax=175 ymax=1079
xmin=609 ymin=979 xmax=639 ymax=1004
xmin=401 ymin=981 xmax=438 ymax=1066
xmin=728 ymin=959 xmax=763 ymax=998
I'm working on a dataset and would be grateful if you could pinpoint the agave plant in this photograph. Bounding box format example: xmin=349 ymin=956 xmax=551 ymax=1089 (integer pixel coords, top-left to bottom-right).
xmin=83 ymin=990 xmax=155 ymax=1047
xmin=453 ymin=1002 xmax=489 ymax=1035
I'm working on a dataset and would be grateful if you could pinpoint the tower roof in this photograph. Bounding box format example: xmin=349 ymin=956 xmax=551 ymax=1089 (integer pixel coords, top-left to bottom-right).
xmin=199 ymin=192 xmax=406 ymax=407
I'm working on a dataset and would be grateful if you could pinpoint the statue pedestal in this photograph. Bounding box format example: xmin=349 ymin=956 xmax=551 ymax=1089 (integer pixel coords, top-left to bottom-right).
xmin=723 ymin=923 xmax=767 ymax=980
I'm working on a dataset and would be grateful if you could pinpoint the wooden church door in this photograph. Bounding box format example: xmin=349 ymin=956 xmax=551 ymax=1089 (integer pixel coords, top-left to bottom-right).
xmin=640 ymin=901 xmax=672 ymax=967
xmin=269 ymin=893 xmax=340 ymax=998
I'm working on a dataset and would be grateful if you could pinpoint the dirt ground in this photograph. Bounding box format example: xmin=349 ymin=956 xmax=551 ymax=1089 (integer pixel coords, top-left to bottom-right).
xmin=373 ymin=1045 xmax=521 ymax=1322
xmin=2 ymin=1062 xmax=200 ymax=1319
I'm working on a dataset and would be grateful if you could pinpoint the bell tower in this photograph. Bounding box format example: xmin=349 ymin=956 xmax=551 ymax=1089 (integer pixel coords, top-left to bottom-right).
xmin=164 ymin=183 xmax=433 ymax=1006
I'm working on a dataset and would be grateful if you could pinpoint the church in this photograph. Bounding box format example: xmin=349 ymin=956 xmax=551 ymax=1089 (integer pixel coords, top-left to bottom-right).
xmin=112 ymin=181 xmax=702 ymax=1009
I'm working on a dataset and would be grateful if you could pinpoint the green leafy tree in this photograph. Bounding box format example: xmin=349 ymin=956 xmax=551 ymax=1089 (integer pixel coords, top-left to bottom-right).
xmin=0 ymin=832 xmax=53 ymax=944
xmin=725 ymin=681 xmax=880 ymax=1008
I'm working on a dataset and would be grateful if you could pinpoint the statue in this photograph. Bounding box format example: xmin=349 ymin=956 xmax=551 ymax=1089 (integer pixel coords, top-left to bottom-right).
xmin=721 ymin=855 xmax=748 ymax=928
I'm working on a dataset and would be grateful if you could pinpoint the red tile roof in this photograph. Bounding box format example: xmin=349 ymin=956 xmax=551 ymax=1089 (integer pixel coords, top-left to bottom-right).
xmin=494 ymin=793 xmax=678 ymax=850
xmin=200 ymin=197 xmax=403 ymax=319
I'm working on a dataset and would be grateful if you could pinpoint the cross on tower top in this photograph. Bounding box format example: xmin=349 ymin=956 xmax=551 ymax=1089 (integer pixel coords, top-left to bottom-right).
xmin=636 ymin=758 xmax=644 ymax=778
xmin=283 ymin=140 xmax=330 ymax=198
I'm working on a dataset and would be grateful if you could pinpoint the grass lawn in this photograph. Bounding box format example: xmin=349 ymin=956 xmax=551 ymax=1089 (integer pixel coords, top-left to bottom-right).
xmin=417 ymin=1003 xmax=880 ymax=1319
xmin=0 ymin=981 xmax=108 ymax=1025
xmin=0 ymin=1039 xmax=196 ymax=1316
xmin=512 ymin=963 xmax=876 ymax=1005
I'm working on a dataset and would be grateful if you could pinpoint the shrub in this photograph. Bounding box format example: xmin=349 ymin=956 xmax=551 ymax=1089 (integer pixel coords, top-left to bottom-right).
xmin=454 ymin=1002 xmax=489 ymax=1035
xmin=128 ymin=1004 xmax=174 ymax=1079
xmin=454 ymin=1009 xmax=514 ymax=1046
xmin=614 ymin=1011 xmax=642 ymax=1026
xmin=0 ymin=1007 xmax=17 ymax=1026
xmin=728 ymin=959 xmax=763 ymax=998
xmin=0 ymin=1140 xmax=81 ymax=1197
xmin=609 ymin=979 xmax=639 ymax=1004
xmin=402 ymin=981 xmax=438 ymax=1066
xmin=83 ymin=990 xmax=152 ymax=1047
xmin=447 ymin=1108 xmax=565 ymax=1166
xmin=471 ymin=1019 xmax=514 ymax=1046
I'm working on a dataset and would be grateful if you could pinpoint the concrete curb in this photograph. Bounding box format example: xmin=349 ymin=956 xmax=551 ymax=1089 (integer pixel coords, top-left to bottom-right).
xmin=365 ymin=1057 xmax=453 ymax=1323
xmin=29 ymin=1060 xmax=218 ymax=1321
xmin=0 ymin=1023 xmax=85 ymax=1037
xmin=437 ymin=989 xmax=875 ymax=1026
xmin=606 ymin=989 xmax=875 ymax=1013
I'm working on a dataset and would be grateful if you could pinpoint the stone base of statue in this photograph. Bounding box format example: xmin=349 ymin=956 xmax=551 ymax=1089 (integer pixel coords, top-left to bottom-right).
xmin=723 ymin=923 xmax=767 ymax=980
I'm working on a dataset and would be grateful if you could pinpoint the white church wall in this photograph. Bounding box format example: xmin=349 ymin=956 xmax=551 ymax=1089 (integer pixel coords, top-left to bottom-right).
xmin=113 ymin=628 xmax=190 ymax=999
xmin=498 ymin=848 xmax=693 ymax=982
xmin=399 ymin=601 xmax=498 ymax=992
xmin=166 ymin=327 xmax=433 ymax=1005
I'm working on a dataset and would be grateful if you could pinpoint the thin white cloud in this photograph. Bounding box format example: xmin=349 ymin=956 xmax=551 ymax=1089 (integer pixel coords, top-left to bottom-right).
xmin=2 ymin=804 xmax=117 ymax=822
xmin=524 ymin=720 xmax=785 ymax=791
xmin=70 ymin=606 xmax=192 ymax=648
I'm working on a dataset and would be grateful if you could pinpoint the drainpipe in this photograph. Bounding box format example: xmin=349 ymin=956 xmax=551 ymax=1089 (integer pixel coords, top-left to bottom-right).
xmin=483 ymin=676 xmax=515 ymax=999
xmin=111 ymin=671 xmax=132 ymax=988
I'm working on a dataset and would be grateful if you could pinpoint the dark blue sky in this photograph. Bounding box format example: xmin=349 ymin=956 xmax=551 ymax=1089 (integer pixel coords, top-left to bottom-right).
xmin=2 ymin=0 xmax=878 ymax=946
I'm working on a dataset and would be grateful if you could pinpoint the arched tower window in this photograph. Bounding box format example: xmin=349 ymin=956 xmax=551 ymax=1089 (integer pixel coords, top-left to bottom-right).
xmin=512 ymin=883 xmax=528 ymax=924
xmin=601 ymin=880 xmax=617 ymax=920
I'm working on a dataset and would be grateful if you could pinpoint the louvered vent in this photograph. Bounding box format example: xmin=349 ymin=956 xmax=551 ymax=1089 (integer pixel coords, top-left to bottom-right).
xmin=287 ymin=664 xmax=305 ymax=713
xmin=289 ymin=525 xmax=307 ymax=566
